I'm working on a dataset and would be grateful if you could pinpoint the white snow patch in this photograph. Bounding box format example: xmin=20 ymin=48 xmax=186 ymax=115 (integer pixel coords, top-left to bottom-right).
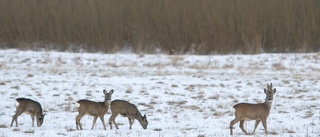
xmin=0 ymin=49 xmax=319 ymax=136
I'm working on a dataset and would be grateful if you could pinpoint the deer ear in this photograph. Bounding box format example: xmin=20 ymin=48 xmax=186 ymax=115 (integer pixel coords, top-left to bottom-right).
xmin=110 ymin=89 xmax=114 ymax=94
xmin=273 ymin=88 xmax=276 ymax=93
xmin=103 ymin=89 xmax=107 ymax=94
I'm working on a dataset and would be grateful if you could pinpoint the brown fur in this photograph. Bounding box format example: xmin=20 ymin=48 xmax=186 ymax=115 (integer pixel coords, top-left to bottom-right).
xmin=10 ymin=98 xmax=45 ymax=127
xmin=76 ymin=89 xmax=113 ymax=130
xmin=109 ymin=100 xmax=148 ymax=129
xmin=230 ymin=83 xmax=276 ymax=135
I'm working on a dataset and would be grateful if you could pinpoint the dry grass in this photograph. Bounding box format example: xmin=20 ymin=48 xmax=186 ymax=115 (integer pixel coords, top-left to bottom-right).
xmin=23 ymin=130 xmax=34 ymax=134
xmin=154 ymin=128 xmax=162 ymax=131
xmin=11 ymin=85 xmax=20 ymax=90
xmin=12 ymin=128 xmax=20 ymax=132
xmin=169 ymin=55 xmax=184 ymax=66
xmin=126 ymin=87 xmax=133 ymax=93
xmin=0 ymin=0 xmax=319 ymax=54
xmin=284 ymin=128 xmax=296 ymax=134
xmin=0 ymin=124 xmax=7 ymax=128
xmin=272 ymin=63 xmax=286 ymax=70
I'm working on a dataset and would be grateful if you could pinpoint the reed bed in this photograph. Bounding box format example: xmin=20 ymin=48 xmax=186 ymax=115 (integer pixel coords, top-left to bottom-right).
xmin=0 ymin=0 xmax=319 ymax=54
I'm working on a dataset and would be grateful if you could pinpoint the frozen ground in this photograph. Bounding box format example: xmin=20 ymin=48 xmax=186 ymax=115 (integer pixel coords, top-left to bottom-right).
xmin=0 ymin=49 xmax=319 ymax=137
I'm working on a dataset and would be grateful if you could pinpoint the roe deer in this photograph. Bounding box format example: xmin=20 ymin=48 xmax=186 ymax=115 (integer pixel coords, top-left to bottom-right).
xmin=76 ymin=89 xmax=114 ymax=130
xmin=230 ymin=83 xmax=276 ymax=135
xmin=109 ymin=100 xmax=148 ymax=129
xmin=10 ymin=98 xmax=45 ymax=127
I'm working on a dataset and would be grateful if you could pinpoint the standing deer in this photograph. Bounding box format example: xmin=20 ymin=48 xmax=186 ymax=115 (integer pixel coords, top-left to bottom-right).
xmin=10 ymin=98 xmax=45 ymax=127
xmin=230 ymin=83 xmax=276 ymax=135
xmin=109 ymin=100 xmax=148 ymax=129
xmin=76 ymin=89 xmax=114 ymax=130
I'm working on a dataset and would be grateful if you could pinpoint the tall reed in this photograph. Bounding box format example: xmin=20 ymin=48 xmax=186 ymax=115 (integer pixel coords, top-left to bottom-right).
xmin=0 ymin=0 xmax=319 ymax=54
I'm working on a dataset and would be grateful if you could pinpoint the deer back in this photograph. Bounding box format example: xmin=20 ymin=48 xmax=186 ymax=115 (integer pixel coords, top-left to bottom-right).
xmin=110 ymin=100 xmax=138 ymax=116
xmin=77 ymin=100 xmax=108 ymax=115
xmin=16 ymin=98 xmax=45 ymax=126
xmin=110 ymin=99 xmax=148 ymax=129
xmin=233 ymin=102 xmax=270 ymax=120
xmin=233 ymin=83 xmax=276 ymax=120
xmin=16 ymin=98 xmax=43 ymax=116
xmin=77 ymin=89 xmax=114 ymax=115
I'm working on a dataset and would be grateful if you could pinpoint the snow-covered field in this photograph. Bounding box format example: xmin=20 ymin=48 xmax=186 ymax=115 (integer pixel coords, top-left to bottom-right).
xmin=0 ymin=49 xmax=319 ymax=137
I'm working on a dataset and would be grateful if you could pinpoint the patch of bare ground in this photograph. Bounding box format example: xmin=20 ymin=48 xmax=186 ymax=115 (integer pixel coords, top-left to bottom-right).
xmin=23 ymin=130 xmax=34 ymax=134
xmin=208 ymin=95 xmax=220 ymax=100
xmin=12 ymin=128 xmax=20 ymax=132
xmin=191 ymin=94 xmax=204 ymax=100
xmin=184 ymin=105 xmax=201 ymax=111
xmin=66 ymin=127 xmax=76 ymax=132
xmin=10 ymin=93 xmax=18 ymax=97
xmin=169 ymin=55 xmax=184 ymax=67
xmin=278 ymin=110 xmax=290 ymax=113
xmin=167 ymin=101 xmax=187 ymax=106
xmin=302 ymin=111 xmax=314 ymax=118
xmin=85 ymin=91 xmax=92 ymax=97
xmin=57 ymin=132 xmax=67 ymax=136
xmin=222 ymin=64 xmax=234 ymax=69
xmin=284 ymin=128 xmax=296 ymax=134
xmin=11 ymin=85 xmax=20 ymax=90
xmin=64 ymin=97 xmax=75 ymax=112
xmin=0 ymin=124 xmax=7 ymax=128
xmin=269 ymin=131 xmax=278 ymax=135
xmin=272 ymin=62 xmax=286 ymax=70
xmin=126 ymin=87 xmax=133 ymax=93
xmin=52 ymin=94 xmax=60 ymax=97
xmin=154 ymin=128 xmax=162 ymax=131
xmin=213 ymin=111 xmax=223 ymax=117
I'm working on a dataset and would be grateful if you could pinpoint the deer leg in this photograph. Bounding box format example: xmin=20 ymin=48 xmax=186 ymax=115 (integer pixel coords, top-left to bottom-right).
xmin=108 ymin=116 xmax=113 ymax=129
xmin=10 ymin=110 xmax=24 ymax=127
xmin=91 ymin=116 xmax=98 ymax=130
xmin=128 ymin=118 xmax=133 ymax=129
xmin=113 ymin=118 xmax=119 ymax=129
xmin=252 ymin=120 xmax=261 ymax=134
xmin=239 ymin=120 xmax=249 ymax=135
xmin=35 ymin=115 xmax=40 ymax=127
xmin=10 ymin=117 xmax=16 ymax=127
xmin=76 ymin=113 xmax=85 ymax=130
xmin=99 ymin=115 xmax=107 ymax=130
xmin=109 ymin=113 xmax=119 ymax=129
xmin=230 ymin=117 xmax=241 ymax=135
xmin=31 ymin=115 xmax=35 ymax=127
xmin=261 ymin=118 xmax=268 ymax=134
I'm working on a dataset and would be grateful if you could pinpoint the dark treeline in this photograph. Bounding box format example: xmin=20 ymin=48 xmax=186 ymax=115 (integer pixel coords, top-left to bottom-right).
xmin=0 ymin=0 xmax=319 ymax=54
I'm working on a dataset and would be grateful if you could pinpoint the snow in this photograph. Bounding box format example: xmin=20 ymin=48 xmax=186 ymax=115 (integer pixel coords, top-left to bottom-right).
xmin=0 ymin=49 xmax=319 ymax=137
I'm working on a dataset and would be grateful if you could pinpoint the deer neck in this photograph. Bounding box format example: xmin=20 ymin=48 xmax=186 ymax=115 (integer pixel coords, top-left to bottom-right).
xmin=264 ymin=99 xmax=273 ymax=110
xmin=38 ymin=107 xmax=43 ymax=116
xmin=135 ymin=111 xmax=144 ymax=123
xmin=104 ymin=100 xmax=111 ymax=106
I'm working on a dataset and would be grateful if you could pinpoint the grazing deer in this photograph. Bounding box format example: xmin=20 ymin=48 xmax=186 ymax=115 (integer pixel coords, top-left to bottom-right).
xmin=109 ymin=100 xmax=148 ymax=129
xmin=10 ymin=98 xmax=45 ymax=127
xmin=76 ymin=89 xmax=113 ymax=130
xmin=230 ymin=83 xmax=276 ymax=135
